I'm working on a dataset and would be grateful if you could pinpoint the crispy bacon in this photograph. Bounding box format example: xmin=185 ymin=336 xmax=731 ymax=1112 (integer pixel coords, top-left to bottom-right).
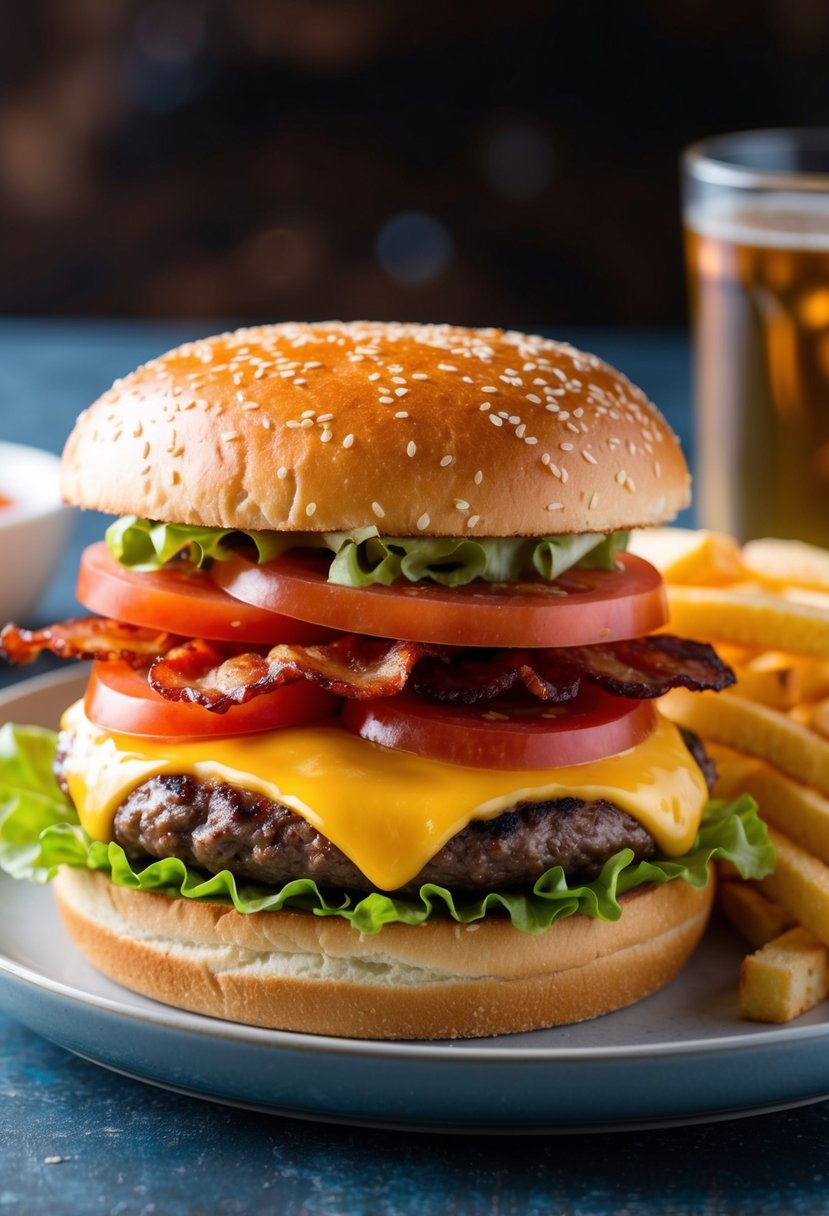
xmin=0 ymin=619 xmax=180 ymax=668
xmin=413 ymin=635 xmax=735 ymax=704
xmin=149 ymin=635 xmax=449 ymax=712
xmin=147 ymin=632 xmax=733 ymax=712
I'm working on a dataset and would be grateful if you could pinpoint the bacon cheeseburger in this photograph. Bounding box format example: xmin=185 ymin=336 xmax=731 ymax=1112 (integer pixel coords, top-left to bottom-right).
xmin=0 ymin=322 xmax=772 ymax=1039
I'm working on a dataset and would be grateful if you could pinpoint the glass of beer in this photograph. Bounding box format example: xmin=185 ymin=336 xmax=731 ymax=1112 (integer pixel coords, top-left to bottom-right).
xmin=682 ymin=129 xmax=829 ymax=545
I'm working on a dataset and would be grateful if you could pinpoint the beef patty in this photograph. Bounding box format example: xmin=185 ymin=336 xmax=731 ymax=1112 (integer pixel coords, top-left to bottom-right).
xmin=55 ymin=729 xmax=715 ymax=897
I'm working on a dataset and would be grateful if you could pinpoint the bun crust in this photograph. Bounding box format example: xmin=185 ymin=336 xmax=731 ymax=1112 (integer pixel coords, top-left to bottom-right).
xmin=61 ymin=322 xmax=689 ymax=537
xmin=53 ymin=869 xmax=714 ymax=1040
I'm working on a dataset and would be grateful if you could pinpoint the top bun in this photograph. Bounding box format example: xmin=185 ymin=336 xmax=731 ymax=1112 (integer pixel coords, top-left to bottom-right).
xmin=61 ymin=322 xmax=689 ymax=537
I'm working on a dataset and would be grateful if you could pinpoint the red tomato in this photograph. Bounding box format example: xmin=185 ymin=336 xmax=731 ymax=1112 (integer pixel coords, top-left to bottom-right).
xmin=84 ymin=660 xmax=338 ymax=740
xmin=77 ymin=543 xmax=335 ymax=645
xmin=210 ymin=551 xmax=667 ymax=648
xmin=341 ymin=686 xmax=657 ymax=770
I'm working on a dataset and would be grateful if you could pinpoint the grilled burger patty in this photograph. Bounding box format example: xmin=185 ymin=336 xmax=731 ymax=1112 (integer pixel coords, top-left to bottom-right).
xmin=55 ymin=730 xmax=714 ymax=896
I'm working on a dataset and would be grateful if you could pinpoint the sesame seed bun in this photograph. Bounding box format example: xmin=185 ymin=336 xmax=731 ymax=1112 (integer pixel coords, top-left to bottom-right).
xmin=61 ymin=321 xmax=690 ymax=536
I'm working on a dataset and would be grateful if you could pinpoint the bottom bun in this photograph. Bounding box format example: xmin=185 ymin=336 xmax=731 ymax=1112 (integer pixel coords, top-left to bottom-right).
xmin=53 ymin=869 xmax=715 ymax=1040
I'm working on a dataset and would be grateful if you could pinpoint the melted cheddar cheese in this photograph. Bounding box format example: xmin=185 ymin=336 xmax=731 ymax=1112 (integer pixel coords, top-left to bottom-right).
xmin=61 ymin=701 xmax=708 ymax=891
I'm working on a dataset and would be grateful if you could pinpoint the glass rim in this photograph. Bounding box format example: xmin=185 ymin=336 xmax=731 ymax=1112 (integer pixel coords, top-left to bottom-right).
xmin=683 ymin=127 xmax=829 ymax=193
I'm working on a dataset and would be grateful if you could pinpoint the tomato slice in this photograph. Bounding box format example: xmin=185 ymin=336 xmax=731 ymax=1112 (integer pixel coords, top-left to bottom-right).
xmin=211 ymin=551 xmax=667 ymax=648
xmin=85 ymin=660 xmax=338 ymax=739
xmin=342 ymin=686 xmax=657 ymax=770
xmin=77 ymin=542 xmax=335 ymax=645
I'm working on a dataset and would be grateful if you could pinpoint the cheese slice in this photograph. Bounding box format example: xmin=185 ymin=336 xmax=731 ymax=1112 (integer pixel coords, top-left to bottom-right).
xmin=61 ymin=701 xmax=709 ymax=891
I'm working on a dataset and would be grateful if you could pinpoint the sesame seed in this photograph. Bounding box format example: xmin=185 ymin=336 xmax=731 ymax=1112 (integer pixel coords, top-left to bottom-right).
xmin=467 ymin=514 xmax=480 ymax=528
xmin=320 ymin=429 xmax=333 ymax=442
xmin=541 ymin=452 xmax=550 ymax=465
xmin=479 ymin=402 xmax=491 ymax=411
xmin=516 ymin=423 xmax=526 ymax=438
xmin=454 ymin=499 xmax=470 ymax=510
xmin=301 ymin=409 xmax=316 ymax=419
xmin=262 ymin=417 xmax=272 ymax=429
xmin=371 ymin=501 xmax=385 ymax=518
xmin=411 ymin=372 xmax=429 ymax=380
xmin=304 ymin=361 xmax=323 ymax=369
xmin=293 ymin=378 xmax=307 ymax=386
xmin=547 ymin=502 xmax=564 ymax=511
xmin=440 ymin=455 xmax=454 ymax=467
xmin=392 ymin=376 xmax=407 ymax=384
xmin=368 ymin=372 xmax=381 ymax=382
xmin=417 ymin=512 xmax=430 ymax=530
xmin=286 ymin=420 xmax=300 ymax=429
xmin=379 ymin=396 xmax=394 ymax=404
xmin=241 ymin=401 xmax=259 ymax=410
xmin=560 ymin=442 xmax=574 ymax=451
xmin=508 ymin=414 xmax=520 ymax=425
xmin=306 ymin=502 xmax=317 ymax=517
xmin=342 ymin=433 xmax=354 ymax=448
xmin=438 ymin=363 xmax=457 ymax=372
xmin=489 ymin=415 xmax=503 ymax=427
xmin=395 ymin=387 xmax=409 ymax=398
xmin=582 ymin=450 xmax=598 ymax=465
xmin=589 ymin=491 xmax=599 ymax=509
xmin=277 ymin=467 xmax=288 ymax=479
xmin=406 ymin=441 xmax=417 ymax=457
xmin=317 ymin=413 xmax=334 ymax=422
xmin=654 ymin=460 xmax=662 ymax=477
xmin=524 ymin=436 xmax=538 ymax=445
xmin=526 ymin=394 xmax=542 ymax=404
xmin=394 ymin=410 xmax=409 ymax=419
xmin=616 ymin=469 xmax=626 ymax=485
xmin=481 ymin=386 xmax=498 ymax=393
xmin=300 ymin=418 xmax=313 ymax=429
xmin=235 ymin=390 xmax=245 ymax=402
xmin=221 ymin=430 xmax=240 ymax=442
xmin=625 ymin=476 xmax=637 ymax=492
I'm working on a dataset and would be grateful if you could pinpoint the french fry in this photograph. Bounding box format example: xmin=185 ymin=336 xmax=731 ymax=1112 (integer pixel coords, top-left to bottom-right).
xmin=665 ymin=586 xmax=829 ymax=656
xmin=759 ymin=827 xmax=829 ymax=945
xmin=741 ymin=537 xmax=829 ymax=593
xmin=713 ymin=754 xmax=829 ymax=868
xmin=719 ymin=881 xmax=795 ymax=949
xmin=662 ymin=688 xmax=829 ymax=799
xmin=739 ymin=926 xmax=829 ymax=1023
xmin=730 ymin=653 xmax=803 ymax=710
xmin=811 ymin=699 xmax=829 ymax=743
xmin=629 ymin=527 xmax=744 ymax=584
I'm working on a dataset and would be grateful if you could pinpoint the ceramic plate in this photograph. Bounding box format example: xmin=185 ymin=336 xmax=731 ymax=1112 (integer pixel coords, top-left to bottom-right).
xmin=2 ymin=667 xmax=829 ymax=1134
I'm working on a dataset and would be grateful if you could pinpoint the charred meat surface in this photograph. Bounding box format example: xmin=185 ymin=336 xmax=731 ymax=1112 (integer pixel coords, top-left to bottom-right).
xmin=55 ymin=731 xmax=715 ymax=897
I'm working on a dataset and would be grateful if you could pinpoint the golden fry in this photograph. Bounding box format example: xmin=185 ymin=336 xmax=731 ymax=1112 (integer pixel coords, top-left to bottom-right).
xmin=666 ymin=586 xmax=829 ymax=657
xmin=741 ymin=538 xmax=829 ymax=593
xmin=714 ymin=754 xmax=829 ymax=867
xmin=739 ymin=926 xmax=829 ymax=1023
xmin=719 ymin=881 xmax=795 ymax=949
xmin=661 ymin=689 xmax=829 ymax=799
xmin=629 ymin=527 xmax=744 ymax=585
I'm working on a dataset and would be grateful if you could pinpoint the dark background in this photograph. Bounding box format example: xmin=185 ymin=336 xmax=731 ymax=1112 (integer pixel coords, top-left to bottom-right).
xmin=2 ymin=0 xmax=829 ymax=326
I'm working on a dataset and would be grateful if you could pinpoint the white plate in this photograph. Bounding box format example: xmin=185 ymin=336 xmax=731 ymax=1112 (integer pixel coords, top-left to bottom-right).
xmin=2 ymin=667 xmax=829 ymax=1134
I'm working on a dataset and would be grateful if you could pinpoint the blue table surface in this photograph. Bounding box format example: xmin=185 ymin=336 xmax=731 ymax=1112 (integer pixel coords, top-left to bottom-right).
xmin=1 ymin=320 xmax=827 ymax=1215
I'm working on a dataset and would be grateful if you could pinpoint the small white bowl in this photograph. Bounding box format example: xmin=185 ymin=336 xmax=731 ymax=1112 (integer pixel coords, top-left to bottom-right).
xmin=0 ymin=442 xmax=73 ymax=623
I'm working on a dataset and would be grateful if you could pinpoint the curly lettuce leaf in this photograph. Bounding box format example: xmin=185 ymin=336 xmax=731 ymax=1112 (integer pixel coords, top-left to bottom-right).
xmin=0 ymin=723 xmax=774 ymax=934
xmin=105 ymin=516 xmax=630 ymax=587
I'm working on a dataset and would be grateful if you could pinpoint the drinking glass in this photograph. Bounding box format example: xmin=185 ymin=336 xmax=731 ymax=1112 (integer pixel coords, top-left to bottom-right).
xmin=682 ymin=129 xmax=829 ymax=545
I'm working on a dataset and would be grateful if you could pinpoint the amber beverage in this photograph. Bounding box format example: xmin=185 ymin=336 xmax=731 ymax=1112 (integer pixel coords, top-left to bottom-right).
xmin=683 ymin=132 xmax=829 ymax=546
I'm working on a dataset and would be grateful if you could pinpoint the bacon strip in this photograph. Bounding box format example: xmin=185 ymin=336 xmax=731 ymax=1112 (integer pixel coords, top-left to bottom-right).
xmin=148 ymin=632 xmax=733 ymax=712
xmin=0 ymin=619 xmax=180 ymax=668
xmin=413 ymin=635 xmax=734 ymax=703
xmin=149 ymin=635 xmax=448 ymax=712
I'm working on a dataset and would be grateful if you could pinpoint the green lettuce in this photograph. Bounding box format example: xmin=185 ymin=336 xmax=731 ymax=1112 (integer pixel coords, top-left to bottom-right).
xmin=0 ymin=723 xmax=775 ymax=935
xmin=105 ymin=515 xmax=630 ymax=588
